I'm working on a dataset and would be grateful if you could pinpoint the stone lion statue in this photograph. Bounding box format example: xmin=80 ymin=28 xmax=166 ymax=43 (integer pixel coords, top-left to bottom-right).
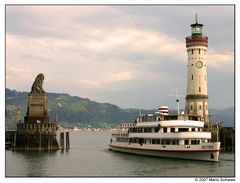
xmin=31 ymin=73 xmax=45 ymax=94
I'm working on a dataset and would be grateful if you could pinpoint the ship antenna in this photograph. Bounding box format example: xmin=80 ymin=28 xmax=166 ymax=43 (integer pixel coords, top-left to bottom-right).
xmin=139 ymin=109 xmax=142 ymax=117
xmin=195 ymin=13 xmax=198 ymax=24
xmin=168 ymin=85 xmax=184 ymax=114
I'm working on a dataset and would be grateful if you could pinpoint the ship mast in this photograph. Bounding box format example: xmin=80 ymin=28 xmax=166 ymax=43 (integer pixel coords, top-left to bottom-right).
xmin=169 ymin=86 xmax=184 ymax=114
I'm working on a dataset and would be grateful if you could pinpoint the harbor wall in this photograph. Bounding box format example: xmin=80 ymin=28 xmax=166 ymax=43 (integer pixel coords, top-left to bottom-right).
xmin=206 ymin=127 xmax=235 ymax=152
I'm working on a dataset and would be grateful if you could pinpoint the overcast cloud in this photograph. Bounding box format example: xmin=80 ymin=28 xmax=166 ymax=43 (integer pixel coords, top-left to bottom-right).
xmin=6 ymin=5 xmax=234 ymax=110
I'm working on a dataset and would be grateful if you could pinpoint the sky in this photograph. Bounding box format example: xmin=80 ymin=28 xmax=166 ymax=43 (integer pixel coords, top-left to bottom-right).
xmin=5 ymin=5 xmax=234 ymax=110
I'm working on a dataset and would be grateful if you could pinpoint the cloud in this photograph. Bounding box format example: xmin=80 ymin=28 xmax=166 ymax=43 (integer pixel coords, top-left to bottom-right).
xmin=79 ymin=71 xmax=135 ymax=88
xmin=208 ymin=51 xmax=234 ymax=71
xmin=5 ymin=5 xmax=234 ymax=109
xmin=6 ymin=25 xmax=186 ymax=81
xmin=6 ymin=63 xmax=33 ymax=90
xmin=7 ymin=64 xmax=31 ymax=78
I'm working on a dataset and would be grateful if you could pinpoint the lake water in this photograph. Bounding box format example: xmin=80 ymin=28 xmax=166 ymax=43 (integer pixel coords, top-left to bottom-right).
xmin=6 ymin=131 xmax=235 ymax=177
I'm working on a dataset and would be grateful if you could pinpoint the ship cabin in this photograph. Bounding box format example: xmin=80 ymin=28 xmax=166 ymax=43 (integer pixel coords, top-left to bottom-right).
xmin=113 ymin=106 xmax=211 ymax=147
xmin=135 ymin=113 xmax=202 ymax=123
xmin=126 ymin=113 xmax=205 ymax=135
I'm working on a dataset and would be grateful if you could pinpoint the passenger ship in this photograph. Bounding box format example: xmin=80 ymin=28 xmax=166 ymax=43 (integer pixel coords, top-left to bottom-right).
xmin=109 ymin=106 xmax=220 ymax=162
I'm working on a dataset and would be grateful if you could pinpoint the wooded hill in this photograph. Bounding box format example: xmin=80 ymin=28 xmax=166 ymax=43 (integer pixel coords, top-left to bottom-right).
xmin=5 ymin=88 xmax=234 ymax=129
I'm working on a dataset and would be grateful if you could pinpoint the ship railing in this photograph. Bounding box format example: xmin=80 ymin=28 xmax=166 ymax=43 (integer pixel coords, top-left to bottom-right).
xmin=120 ymin=123 xmax=136 ymax=128
xmin=112 ymin=129 xmax=129 ymax=136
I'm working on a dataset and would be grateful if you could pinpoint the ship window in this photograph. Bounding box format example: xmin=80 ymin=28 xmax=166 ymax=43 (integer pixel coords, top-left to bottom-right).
xmin=192 ymin=128 xmax=195 ymax=131
xmin=185 ymin=140 xmax=189 ymax=145
xmin=133 ymin=138 xmax=138 ymax=143
xmin=139 ymin=138 xmax=144 ymax=145
xmin=131 ymin=128 xmax=137 ymax=133
xmin=155 ymin=127 xmax=160 ymax=132
xmin=191 ymin=140 xmax=200 ymax=145
xmin=165 ymin=115 xmax=177 ymax=120
xmin=171 ymin=128 xmax=175 ymax=133
xmin=198 ymin=49 xmax=201 ymax=54
xmin=172 ymin=139 xmax=179 ymax=145
xmin=161 ymin=139 xmax=166 ymax=145
xmin=179 ymin=128 xmax=189 ymax=132
xmin=163 ymin=128 xmax=167 ymax=133
xmin=144 ymin=128 xmax=152 ymax=133
xmin=192 ymin=49 xmax=194 ymax=54
xmin=160 ymin=139 xmax=171 ymax=145
xmin=166 ymin=139 xmax=171 ymax=145
xmin=152 ymin=139 xmax=160 ymax=144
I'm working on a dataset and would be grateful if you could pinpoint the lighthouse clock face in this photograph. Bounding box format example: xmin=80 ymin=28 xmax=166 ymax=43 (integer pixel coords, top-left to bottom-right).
xmin=196 ymin=61 xmax=203 ymax=69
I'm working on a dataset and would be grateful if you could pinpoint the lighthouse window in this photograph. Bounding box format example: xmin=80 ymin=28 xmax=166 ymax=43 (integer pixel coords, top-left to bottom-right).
xmin=191 ymin=49 xmax=194 ymax=54
xmin=192 ymin=75 xmax=193 ymax=80
xmin=199 ymin=87 xmax=201 ymax=93
xmin=198 ymin=49 xmax=201 ymax=54
xmin=190 ymin=105 xmax=193 ymax=110
xmin=199 ymin=105 xmax=202 ymax=110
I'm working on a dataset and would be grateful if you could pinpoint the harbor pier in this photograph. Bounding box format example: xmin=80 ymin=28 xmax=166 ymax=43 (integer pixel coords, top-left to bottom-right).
xmin=205 ymin=126 xmax=235 ymax=152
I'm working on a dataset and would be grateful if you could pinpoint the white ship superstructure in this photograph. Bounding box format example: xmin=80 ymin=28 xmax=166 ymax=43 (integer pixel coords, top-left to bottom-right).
xmin=109 ymin=107 xmax=220 ymax=162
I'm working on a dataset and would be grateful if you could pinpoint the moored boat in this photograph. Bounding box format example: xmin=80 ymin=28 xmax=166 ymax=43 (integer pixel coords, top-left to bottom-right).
xmin=109 ymin=106 xmax=220 ymax=162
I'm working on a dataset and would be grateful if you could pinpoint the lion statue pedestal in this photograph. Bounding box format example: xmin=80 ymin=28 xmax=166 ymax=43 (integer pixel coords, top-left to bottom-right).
xmin=14 ymin=73 xmax=60 ymax=150
xmin=25 ymin=73 xmax=49 ymax=124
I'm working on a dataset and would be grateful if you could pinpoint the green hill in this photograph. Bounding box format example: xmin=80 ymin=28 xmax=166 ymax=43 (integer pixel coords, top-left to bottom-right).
xmin=5 ymin=88 xmax=153 ymax=129
xmin=5 ymin=88 xmax=234 ymax=129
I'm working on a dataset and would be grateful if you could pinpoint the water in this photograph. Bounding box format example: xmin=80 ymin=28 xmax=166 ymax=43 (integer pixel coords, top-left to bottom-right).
xmin=6 ymin=131 xmax=235 ymax=177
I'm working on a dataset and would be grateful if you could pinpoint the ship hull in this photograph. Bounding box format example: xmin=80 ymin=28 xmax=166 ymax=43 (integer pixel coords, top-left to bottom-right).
xmin=109 ymin=143 xmax=220 ymax=162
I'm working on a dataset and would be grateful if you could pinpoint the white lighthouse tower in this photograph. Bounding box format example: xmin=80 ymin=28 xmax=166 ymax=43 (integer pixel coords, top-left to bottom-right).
xmin=185 ymin=15 xmax=209 ymax=123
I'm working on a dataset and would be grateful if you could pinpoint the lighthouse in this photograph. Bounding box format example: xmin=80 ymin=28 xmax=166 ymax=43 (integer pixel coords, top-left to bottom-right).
xmin=185 ymin=15 xmax=209 ymax=123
